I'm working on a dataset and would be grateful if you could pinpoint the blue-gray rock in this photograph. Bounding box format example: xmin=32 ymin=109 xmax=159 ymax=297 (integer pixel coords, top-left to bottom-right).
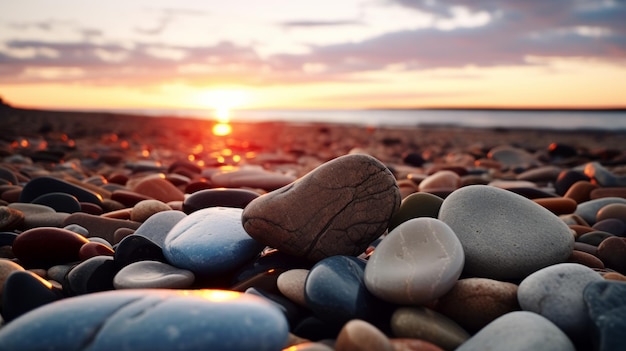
xmin=574 ymin=197 xmax=626 ymax=225
xmin=113 ymin=260 xmax=194 ymax=289
xmin=66 ymin=256 xmax=116 ymax=295
xmin=132 ymin=210 xmax=186 ymax=248
xmin=164 ymin=207 xmax=264 ymax=277
xmin=113 ymin=234 xmax=165 ymax=270
xmin=304 ymin=255 xmax=389 ymax=327
xmin=584 ymin=280 xmax=626 ymax=351
xmin=439 ymin=185 xmax=574 ymax=280
xmin=456 ymin=311 xmax=575 ymax=351
xmin=518 ymin=263 xmax=602 ymax=338
xmin=0 ymin=289 xmax=289 ymax=351
xmin=364 ymin=217 xmax=464 ymax=305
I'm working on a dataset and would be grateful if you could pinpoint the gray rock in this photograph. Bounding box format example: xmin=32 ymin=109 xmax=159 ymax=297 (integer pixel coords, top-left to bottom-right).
xmin=439 ymin=185 xmax=574 ymax=280
xmin=518 ymin=263 xmax=602 ymax=337
xmin=584 ymin=280 xmax=626 ymax=351
xmin=574 ymin=197 xmax=626 ymax=225
xmin=456 ymin=311 xmax=575 ymax=351
xmin=113 ymin=260 xmax=194 ymax=289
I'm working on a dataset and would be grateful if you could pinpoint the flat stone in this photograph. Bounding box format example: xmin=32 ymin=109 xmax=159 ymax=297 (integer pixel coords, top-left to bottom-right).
xmin=19 ymin=176 xmax=103 ymax=207
xmin=456 ymin=311 xmax=575 ymax=351
xmin=518 ymin=263 xmax=603 ymax=338
xmin=62 ymin=212 xmax=141 ymax=244
xmin=130 ymin=199 xmax=172 ymax=222
xmin=435 ymin=278 xmax=520 ymax=333
xmin=113 ymin=260 xmax=195 ymax=289
xmin=439 ymin=185 xmax=574 ymax=280
xmin=574 ymin=197 xmax=626 ymax=225
xmin=365 ymin=218 xmax=464 ymax=305
xmin=31 ymin=192 xmax=81 ymax=213
xmin=0 ymin=289 xmax=289 ymax=351
xmin=132 ymin=210 xmax=186 ymax=248
xmin=391 ymin=307 xmax=470 ymax=351
xmin=130 ymin=175 xmax=185 ymax=203
xmin=583 ymin=280 xmax=626 ymax=351
xmin=592 ymin=218 xmax=626 ymax=236
xmin=210 ymin=166 xmax=297 ymax=191
xmin=12 ymin=227 xmax=89 ymax=268
xmin=242 ymin=154 xmax=401 ymax=261
xmin=182 ymin=188 xmax=260 ymax=214
xmin=164 ymin=207 xmax=265 ymax=277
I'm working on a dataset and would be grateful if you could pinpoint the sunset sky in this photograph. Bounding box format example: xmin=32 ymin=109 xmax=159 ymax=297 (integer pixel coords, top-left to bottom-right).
xmin=1 ymin=0 xmax=625 ymax=112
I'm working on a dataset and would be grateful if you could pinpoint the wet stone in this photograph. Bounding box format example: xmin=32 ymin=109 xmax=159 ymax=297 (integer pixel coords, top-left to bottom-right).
xmin=12 ymin=227 xmax=89 ymax=268
xmin=242 ymin=154 xmax=401 ymax=261
xmin=113 ymin=260 xmax=195 ymax=289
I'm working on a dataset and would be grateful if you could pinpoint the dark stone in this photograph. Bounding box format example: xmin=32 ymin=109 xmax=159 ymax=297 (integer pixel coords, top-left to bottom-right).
xmin=1 ymin=270 xmax=63 ymax=322
xmin=584 ymin=280 xmax=626 ymax=351
xmin=183 ymin=188 xmax=260 ymax=214
xmin=19 ymin=176 xmax=103 ymax=206
xmin=31 ymin=192 xmax=82 ymax=213
xmin=230 ymin=249 xmax=313 ymax=287
xmin=65 ymin=256 xmax=116 ymax=295
xmin=505 ymin=187 xmax=558 ymax=199
xmin=113 ymin=234 xmax=165 ymax=270
xmin=555 ymin=170 xmax=591 ymax=196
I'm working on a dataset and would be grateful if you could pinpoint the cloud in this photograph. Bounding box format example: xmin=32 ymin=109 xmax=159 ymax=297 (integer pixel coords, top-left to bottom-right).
xmin=279 ymin=19 xmax=363 ymax=28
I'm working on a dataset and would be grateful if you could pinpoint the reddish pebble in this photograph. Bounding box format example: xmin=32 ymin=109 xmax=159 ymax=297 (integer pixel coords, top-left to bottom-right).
xmin=111 ymin=189 xmax=154 ymax=207
xmin=418 ymin=170 xmax=461 ymax=193
xmin=131 ymin=176 xmax=185 ymax=203
xmin=590 ymin=187 xmax=626 ymax=200
xmin=603 ymin=272 xmax=626 ymax=281
xmin=566 ymin=250 xmax=605 ymax=269
xmin=596 ymin=203 xmax=626 ymax=223
xmin=533 ymin=197 xmax=577 ymax=215
xmin=390 ymin=339 xmax=445 ymax=351
xmin=569 ymin=224 xmax=594 ymax=239
xmin=596 ymin=236 xmax=626 ymax=274
xmin=79 ymin=202 xmax=103 ymax=215
xmin=12 ymin=227 xmax=89 ymax=268
xmin=563 ymin=181 xmax=598 ymax=204
xmin=78 ymin=241 xmax=115 ymax=260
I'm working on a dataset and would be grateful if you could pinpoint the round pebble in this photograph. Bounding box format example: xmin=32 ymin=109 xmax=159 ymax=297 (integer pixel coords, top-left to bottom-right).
xmin=130 ymin=199 xmax=172 ymax=222
xmin=113 ymin=260 xmax=195 ymax=289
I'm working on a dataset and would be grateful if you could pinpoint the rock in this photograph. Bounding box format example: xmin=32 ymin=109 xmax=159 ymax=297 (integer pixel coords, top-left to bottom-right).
xmin=114 ymin=234 xmax=166 ymax=270
xmin=387 ymin=192 xmax=443 ymax=231
xmin=584 ymin=161 xmax=626 ymax=187
xmin=532 ymin=197 xmax=577 ymax=215
xmin=210 ymin=166 xmax=297 ymax=191
xmin=12 ymin=227 xmax=89 ymax=268
xmin=113 ymin=260 xmax=194 ymax=289
xmin=242 ymin=154 xmax=401 ymax=261
xmin=596 ymin=203 xmax=626 ymax=224
xmin=31 ymin=192 xmax=81 ymax=213
xmin=0 ymin=289 xmax=289 ymax=351
xmin=0 ymin=206 xmax=24 ymax=231
xmin=435 ymin=278 xmax=520 ymax=333
xmin=0 ymin=258 xmax=25 ymax=299
xmin=592 ymin=218 xmax=625 ymax=236
xmin=66 ymin=255 xmax=116 ymax=295
xmin=304 ymin=255 xmax=388 ymax=327
xmin=182 ymin=188 xmax=260 ymax=214
xmin=439 ymin=185 xmax=574 ymax=280
xmin=335 ymin=319 xmax=394 ymax=351
xmin=364 ymin=218 xmax=464 ymax=305
xmin=1 ymin=270 xmax=63 ymax=322
xmin=130 ymin=199 xmax=172 ymax=222
xmin=130 ymin=175 xmax=185 ymax=203
xmin=487 ymin=145 xmax=536 ymax=169
xmin=132 ymin=210 xmax=186 ymax=248
xmin=19 ymin=176 xmax=104 ymax=207
xmin=78 ymin=241 xmax=115 ymax=260
xmin=390 ymin=307 xmax=470 ymax=351
xmin=418 ymin=170 xmax=461 ymax=193
xmin=596 ymin=236 xmax=626 ymax=274
xmin=164 ymin=207 xmax=264 ymax=277
xmin=583 ymin=280 xmax=626 ymax=351
xmin=563 ymin=181 xmax=598 ymax=204
xmin=517 ymin=263 xmax=602 ymax=338
xmin=456 ymin=311 xmax=575 ymax=351
xmin=574 ymin=197 xmax=626 ymax=225
xmin=277 ymin=268 xmax=309 ymax=307
xmin=62 ymin=212 xmax=141 ymax=244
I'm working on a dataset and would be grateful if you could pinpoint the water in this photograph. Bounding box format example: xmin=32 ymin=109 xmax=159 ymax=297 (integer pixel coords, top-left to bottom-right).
xmin=74 ymin=108 xmax=626 ymax=131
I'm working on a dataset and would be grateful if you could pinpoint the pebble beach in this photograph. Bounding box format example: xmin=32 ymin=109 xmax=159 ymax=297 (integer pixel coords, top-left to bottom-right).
xmin=1 ymin=103 xmax=626 ymax=351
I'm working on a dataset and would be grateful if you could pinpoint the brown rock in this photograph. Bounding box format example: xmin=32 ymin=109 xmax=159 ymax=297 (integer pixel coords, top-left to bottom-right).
xmin=131 ymin=176 xmax=184 ymax=203
xmin=435 ymin=278 xmax=520 ymax=333
xmin=568 ymin=224 xmax=594 ymax=239
xmin=242 ymin=154 xmax=400 ymax=261
xmin=597 ymin=236 xmax=626 ymax=274
xmin=391 ymin=307 xmax=469 ymax=351
xmin=533 ymin=197 xmax=577 ymax=215
xmin=418 ymin=170 xmax=461 ymax=193
xmin=0 ymin=206 xmax=24 ymax=231
xmin=78 ymin=241 xmax=115 ymax=260
xmin=590 ymin=187 xmax=626 ymax=200
xmin=335 ymin=319 xmax=394 ymax=351
xmin=603 ymin=271 xmax=626 ymax=282
xmin=12 ymin=227 xmax=89 ymax=268
xmin=596 ymin=203 xmax=626 ymax=223
xmin=563 ymin=181 xmax=598 ymax=204
xmin=566 ymin=250 xmax=605 ymax=269
xmin=130 ymin=199 xmax=172 ymax=222
xmin=62 ymin=212 xmax=141 ymax=244
xmin=389 ymin=339 xmax=445 ymax=351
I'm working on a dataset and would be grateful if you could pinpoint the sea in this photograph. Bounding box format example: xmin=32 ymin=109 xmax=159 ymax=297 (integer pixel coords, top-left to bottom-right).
xmin=76 ymin=108 xmax=626 ymax=131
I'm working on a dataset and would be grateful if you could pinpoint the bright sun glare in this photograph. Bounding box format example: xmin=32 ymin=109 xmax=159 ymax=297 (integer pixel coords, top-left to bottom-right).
xmin=199 ymin=89 xmax=247 ymax=137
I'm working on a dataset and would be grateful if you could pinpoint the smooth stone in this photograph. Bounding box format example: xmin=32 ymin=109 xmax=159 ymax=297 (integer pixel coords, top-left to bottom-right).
xmin=418 ymin=170 xmax=461 ymax=193
xmin=78 ymin=241 xmax=115 ymax=260
xmin=114 ymin=234 xmax=165 ymax=270
xmin=0 ymin=166 xmax=18 ymax=184
xmin=584 ymin=161 xmax=626 ymax=187
xmin=0 ymin=231 xmax=18 ymax=247
xmin=547 ymin=142 xmax=578 ymax=159
xmin=487 ymin=145 xmax=537 ymax=169
xmin=578 ymin=231 xmax=614 ymax=246
xmin=110 ymin=189 xmax=154 ymax=207
xmin=284 ymin=342 xmax=335 ymax=351
xmin=593 ymin=218 xmax=626 ymax=236
xmin=518 ymin=263 xmax=603 ymax=338
xmin=563 ymin=180 xmax=598 ymax=204
xmin=364 ymin=218 xmax=464 ymax=305
xmin=555 ymin=170 xmax=590 ymax=196
xmin=231 ymin=269 xmax=285 ymax=295
xmin=277 ymin=269 xmax=309 ymax=307
xmin=130 ymin=199 xmax=172 ymax=222
xmin=438 ymin=185 xmax=574 ymax=280
xmin=596 ymin=237 xmax=626 ymax=274
xmin=488 ymin=180 xmax=538 ymax=189
xmin=504 ymin=187 xmax=558 ymax=199
xmin=31 ymin=192 xmax=81 ymax=213
xmin=130 ymin=176 xmax=185 ymax=203
xmin=596 ymin=203 xmax=626 ymax=223
xmin=65 ymin=256 xmax=117 ymax=295
xmin=574 ymin=197 xmax=626 ymax=225
xmin=231 ymin=249 xmax=313 ymax=287
xmin=132 ymin=210 xmax=186 ymax=248
xmin=591 ymin=187 xmax=626 ymax=200
xmin=435 ymin=278 xmax=520 ymax=333
xmin=64 ymin=223 xmax=89 ymax=236
xmin=244 ymin=287 xmax=304 ymax=328
xmin=583 ymin=280 xmax=626 ymax=351
xmin=21 ymin=211 xmax=70 ymax=230
xmin=0 ymin=258 xmax=25 ymax=299
xmin=1 ymin=270 xmax=63 ymax=322
xmin=604 ymin=272 xmax=626 ymax=281
xmin=334 ymin=319 xmax=394 ymax=351
xmin=62 ymin=212 xmax=141 ymax=244
xmin=390 ymin=307 xmax=470 ymax=351
xmin=19 ymin=176 xmax=103 ymax=206
xmin=242 ymin=154 xmax=401 ymax=261
xmin=164 ymin=207 xmax=264 ymax=276
xmin=7 ymin=202 xmax=55 ymax=216
xmin=566 ymin=250 xmax=605 ymax=269
xmin=0 ymin=289 xmax=289 ymax=351
xmin=12 ymin=227 xmax=89 ymax=268
xmin=113 ymin=227 xmax=136 ymax=244
xmin=305 ymin=256 xmax=388 ymax=327
xmin=182 ymin=188 xmax=260 ymax=214
xmin=113 ymin=260 xmax=194 ymax=289
xmin=389 ymin=339 xmax=445 ymax=351
xmin=532 ymin=197 xmax=577 ymax=215
xmin=47 ymin=264 xmax=74 ymax=284
xmin=388 ymin=192 xmax=443 ymax=231
xmin=0 ymin=206 xmax=24 ymax=231
xmin=456 ymin=311 xmax=575 ymax=351
xmin=210 ymin=166 xmax=297 ymax=191
xmin=516 ymin=165 xmax=562 ymax=183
